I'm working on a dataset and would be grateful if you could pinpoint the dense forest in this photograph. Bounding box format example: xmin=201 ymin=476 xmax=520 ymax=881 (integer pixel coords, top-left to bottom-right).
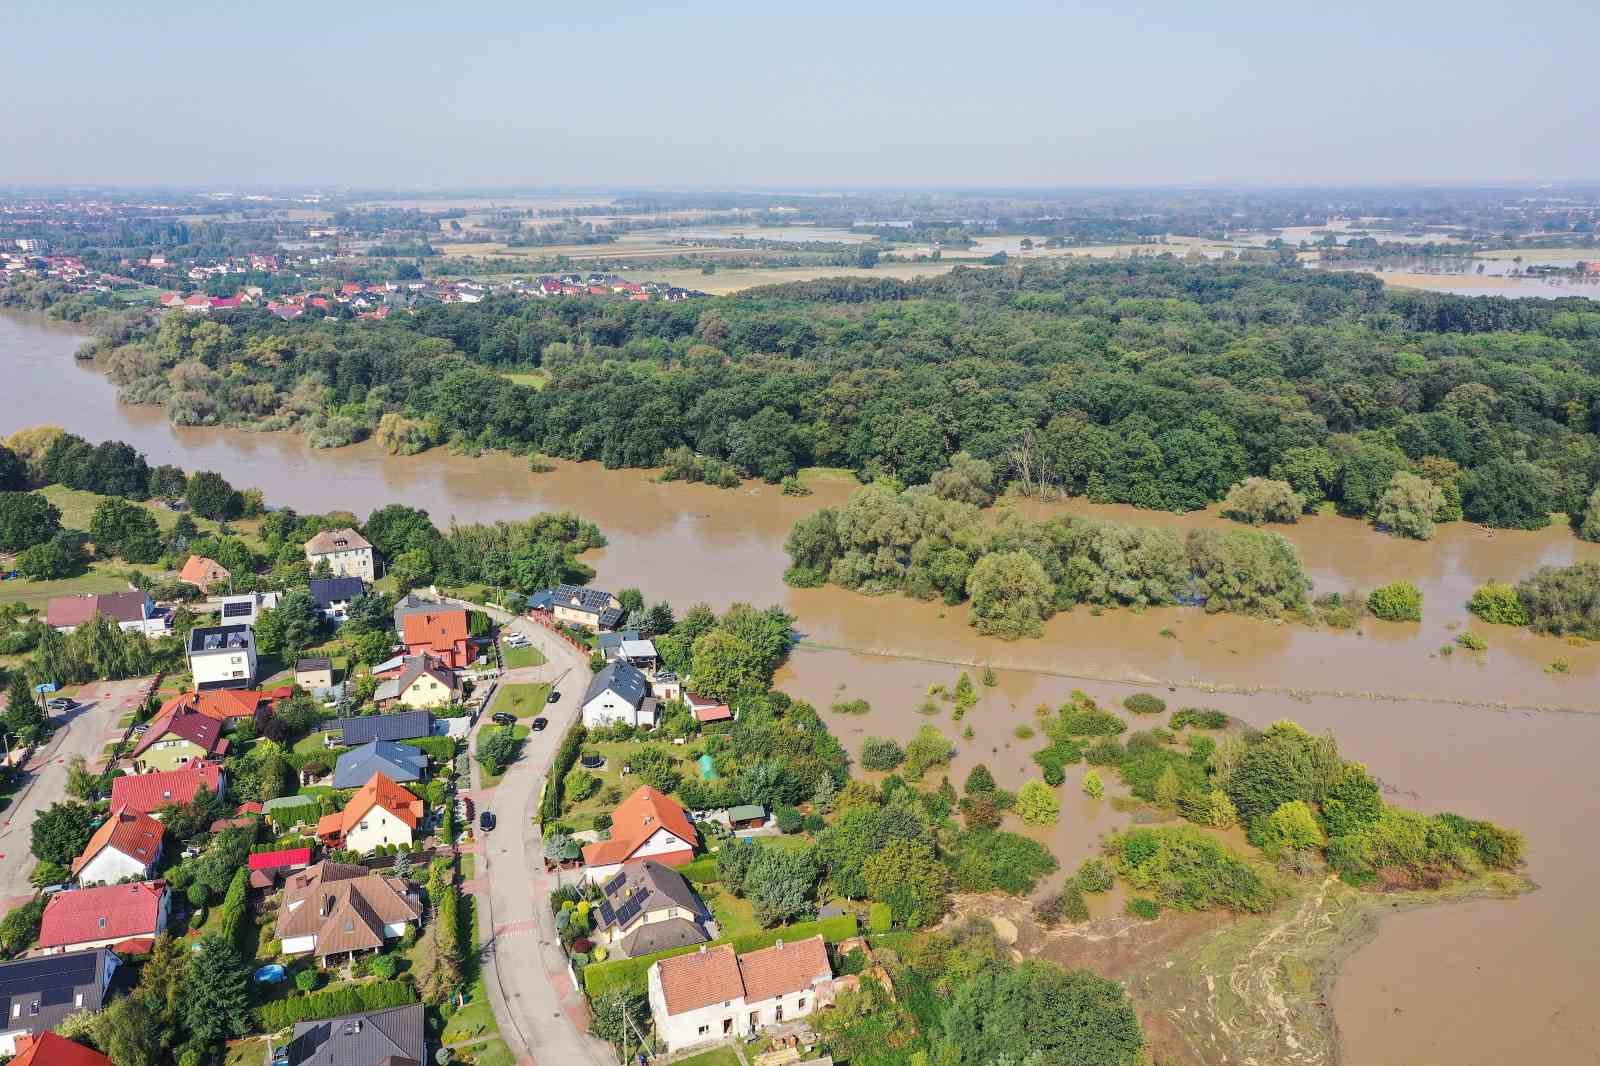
xmin=71 ymin=258 xmax=1600 ymax=527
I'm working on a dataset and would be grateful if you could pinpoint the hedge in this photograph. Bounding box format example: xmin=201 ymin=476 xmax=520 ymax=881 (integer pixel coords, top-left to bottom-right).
xmin=679 ymin=856 xmax=719 ymax=885
xmin=581 ymin=913 xmax=858 ymax=1000
xmin=258 ymin=979 xmax=417 ymax=1030
xmin=541 ymin=721 xmax=587 ymax=823
xmin=409 ymin=735 xmax=457 ymax=763
xmin=267 ymin=801 xmax=321 ymax=830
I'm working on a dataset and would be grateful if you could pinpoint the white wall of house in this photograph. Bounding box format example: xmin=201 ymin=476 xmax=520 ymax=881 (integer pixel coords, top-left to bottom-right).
xmin=281 ymin=934 xmax=317 ymax=956
xmin=77 ymin=845 xmax=156 ymax=887
xmin=309 ymin=547 xmax=374 ymax=580
xmin=190 ymin=646 xmax=257 ymax=688
xmin=382 ymin=920 xmax=410 ymax=938
xmin=345 ymin=806 xmax=415 ymax=853
xmin=584 ymin=827 xmax=695 ymax=883
xmin=648 ymin=965 xmax=745 ymax=1053
xmin=583 ymin=691 xmax=643 ymax=728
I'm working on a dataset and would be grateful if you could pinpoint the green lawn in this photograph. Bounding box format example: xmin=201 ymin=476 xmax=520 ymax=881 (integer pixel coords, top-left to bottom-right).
xmin=478 ymin=724 xmax=530 ymax=788
xmin=558 ymin=740 xmax=696 ymax=831
xmin=460 ymin=853 xmax=476 ymax=880
xmin=500 ymin=642 xmax=547 ymax=669
xmin=439 ymin=894 xmax=515 ymax=1066
xmin=488 ymin=682 xmax=550 ymax=719
xmin=0 ymin=561 xmax=134 ymax=608
xmin=705 ymin=884 xmax=762 ymax=940
xmin=672 ymin=1047 xmax=743 ymax=1066
xmin=224 ymin=1038 xmax=269 ymax=1066
xmin=499 ymin=369 xmax=548 ymax=390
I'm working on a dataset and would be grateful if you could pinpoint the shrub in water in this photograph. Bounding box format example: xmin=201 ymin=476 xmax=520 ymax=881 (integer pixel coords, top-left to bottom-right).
xmin=1367 ymin=581 xmax=1423 ymax=622
xmin=1123 ymin=693 xmax=1167 ymax=715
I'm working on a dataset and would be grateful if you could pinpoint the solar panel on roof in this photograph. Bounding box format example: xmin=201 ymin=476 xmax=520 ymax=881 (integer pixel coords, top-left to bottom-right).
xmin=616 ymin=898 xmax=641 ymax=925
xmin=597 ymin=902 xmax=616 ymax=926
xmin=603 ymin=872 xmax=627 ymax=895
xmin=0 ymin=952 xmax=99 ymax=995
xmin=222 ymin=601 xmax=253 ymax=618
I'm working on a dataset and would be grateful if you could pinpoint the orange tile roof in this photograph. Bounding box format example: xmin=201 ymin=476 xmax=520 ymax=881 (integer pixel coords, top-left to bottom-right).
xmin=178 ymin=555 xmax=229 ymax=587
xmin=12 ymin=1033 xmax=113 ymax=1066
xmin=736 ymin=934 xmax=831 ymax=1002
xmin=158 ymin=689 xmax=268 ymax=721
xmin=325 ymin=772 xmax=423 ymax=839
xmin=581 ymin=785 xmax=696 ymax=867
xmin=72 ymin=806 xmax=163 ymax=875
xmin=654 ymin=944 xmax=743 ymax=1014
xmin=401 ymin=609 xmax=469 ymax=650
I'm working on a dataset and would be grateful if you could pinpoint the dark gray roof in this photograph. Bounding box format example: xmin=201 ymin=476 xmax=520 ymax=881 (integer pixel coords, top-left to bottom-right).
xmin=525 ymin=590 xmax=554 ymax=611
xmin=309 ymin=577 xmax=367 ymax=609
xmin=596 ymin=859 xmax=708 ymax=934
xmin=335 ymin=710 xmax=433 ymax=745
xmin=583 ymin=662 xmax=647 ymax=708
xmin=618 ymin=916 xmax=708 ymax=958
xmin=0 ymin=948 xmax=114 ymax=1041
xmin=598 ymin=630 xmax=642 ymax=656
xmin=189 ymin=624 xmax=252 ymax=654
xmin=333 ymin=740 xmax=428 ymax=789
xmin=391 ymin=593 xmax=440 ymax=633
xmin=552 ymin=584 xmax=615 ymax=614
xmin=286 ymin=1002 xmax=424 ymax=1066
xmin=297 ymin=656 xmax=333 ymax=672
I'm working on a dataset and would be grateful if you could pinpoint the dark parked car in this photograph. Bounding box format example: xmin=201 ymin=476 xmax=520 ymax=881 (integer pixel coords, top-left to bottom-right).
xmin=479 ymin=811 xmax=496 ymax=832
xmin=491 ymin=712 xmax=516 ymax=726
xmin=45 ymin=697 xmax=75 ymax=712
xmin=531 ymin=717 xmax=549 ymax=732
xmin=545 ymin=689 xmax=560 ymax=704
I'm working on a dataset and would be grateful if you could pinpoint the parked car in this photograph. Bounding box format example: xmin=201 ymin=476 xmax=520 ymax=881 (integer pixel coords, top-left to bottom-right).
xmin=479 ymin=811 xmax=496 ymax=832
xmin=45 ymin=697 xmax=74 ymax=712
xmin=531 ymin=717 xmax=548 ymax=732
xmin=491 ymin=712 xmax=516 ymax=726
xmin=545 ymin=689 xmax=560 ymax=704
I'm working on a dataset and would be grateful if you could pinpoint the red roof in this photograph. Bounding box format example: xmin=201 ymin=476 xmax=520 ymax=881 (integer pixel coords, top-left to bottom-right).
xmin=581 ymin=785 xmax=697 ymax=868
xmin=320 ymin=773 xmax=423 ymax=842
xmin=178 ymin=554 xmax=229 ymax=587
xmin=109 ymin=762 xmax=223 ymax=814
xmin=249 ymin=847 xmax=313 ymax=871
xmin=158 ymin=689 xmax=271 ymax=722
xmin=72 ymin=806 xmax=162 ymax=875
xmin=694 ymin=703 xmax=733 ymax=723
xmin=132 ymin=710 xmax=223 ymax=758
xmin=45 ymin=590 xmax=150 ymax=628
xmin=12 ymin=1033 xmax=113 ymax=1066
xmin=38 ymin=881 xmax=167 ymax=950
xmin=401 ymin=609 xmax=470 ymax=652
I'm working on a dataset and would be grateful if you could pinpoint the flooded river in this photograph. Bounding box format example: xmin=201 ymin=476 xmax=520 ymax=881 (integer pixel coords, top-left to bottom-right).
xmin=3 ymin=309 xmax=1598 ymax=1063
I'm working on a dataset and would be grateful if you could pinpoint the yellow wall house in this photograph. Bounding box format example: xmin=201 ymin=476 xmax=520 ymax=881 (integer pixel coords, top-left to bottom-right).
xmin=316 ymin=773 xmax=424 ymax=855
xmin=131 ymin=710 xmax=226 ymax=772
xmin=375 ymin=655 xmax=459 ymax=709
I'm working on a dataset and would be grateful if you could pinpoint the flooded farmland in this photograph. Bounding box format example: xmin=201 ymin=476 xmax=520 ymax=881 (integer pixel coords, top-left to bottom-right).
xmin=4 ymin=308 xmax=1600 ymax=1064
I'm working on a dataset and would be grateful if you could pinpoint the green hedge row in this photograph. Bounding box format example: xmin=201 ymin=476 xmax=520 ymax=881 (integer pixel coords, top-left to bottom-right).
xmin=267 ymin=801 xmax=322 ymax=830
xmin=581 ymin=913 xmax=858 ymax=1000
xmin=258 ymin=978 xmax=417 ymax=1031
xmin=541 ymin=721 xmax=586 ymax=823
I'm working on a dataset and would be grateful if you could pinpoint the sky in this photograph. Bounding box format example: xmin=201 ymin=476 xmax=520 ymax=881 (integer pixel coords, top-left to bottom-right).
xmin=3 ymin=0 xmax=1597 ymax=188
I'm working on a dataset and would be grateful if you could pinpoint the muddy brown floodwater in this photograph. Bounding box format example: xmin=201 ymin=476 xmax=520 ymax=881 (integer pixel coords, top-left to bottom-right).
xmin=4 ymin=309 xmax=1600 ymax=1063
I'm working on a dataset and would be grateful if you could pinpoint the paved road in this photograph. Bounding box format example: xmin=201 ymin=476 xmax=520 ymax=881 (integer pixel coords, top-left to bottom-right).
xmin=0 ymin=677 xmax=153 ymax=906
xmin=453 ymin=601 xmax=612 ymax=1066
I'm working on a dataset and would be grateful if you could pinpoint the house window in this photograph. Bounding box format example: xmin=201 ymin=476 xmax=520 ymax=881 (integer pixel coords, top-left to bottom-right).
xmin=697 ymin=1025 xmax=709 ymax=1036
xmin=776 ymin=1005 xmax=784 ymax=1023
xmin=723 ymin=1018 xmax=733 ymax=1035
xmin=749 ymin=1010 xmax=760 ymax=1029
xmin=797 ymin=997 xmax=806 ymax=1011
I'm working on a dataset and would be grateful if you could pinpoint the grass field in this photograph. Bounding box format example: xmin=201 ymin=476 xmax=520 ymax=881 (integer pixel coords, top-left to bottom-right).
xmin=488 ymin=682 xmax=550 ymax=719
xmin=0 ymin=562 xmax=134 ymax=608
xmin=705 ymin=884 xmax=762 ymax=940
xmin=671 ymin=1047 xmax=743 ymax=1066
xmin=559 ymin=740 xmax=696 ymax=830
xmin=478 ymin=723 xmax=530 ymax=788
xmin=1477 ymin=246 xmax=1600 ymax=262
xmin=500 ymin=642 xmax=547 ymax=669
xmin=498 ymin=370 xmax=549 ymax=390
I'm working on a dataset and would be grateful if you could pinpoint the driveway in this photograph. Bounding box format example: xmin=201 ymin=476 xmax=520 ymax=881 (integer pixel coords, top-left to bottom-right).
xmin=451 ymin=600 xmax=611 ymax=1066
xmin=0 ymin=676 xmax=154 ymax=906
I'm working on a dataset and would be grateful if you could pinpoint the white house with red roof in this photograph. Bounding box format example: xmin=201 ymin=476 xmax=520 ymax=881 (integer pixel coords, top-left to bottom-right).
xmin=647 ymin=935 xmax=834 ymax=1052
xmin=582 ymin=785 xmax=698 ymax=883
xmin=36 ymin=881 xmax=169 ymax=955
xmin=71 ymin=807 xmax=163 ymax=886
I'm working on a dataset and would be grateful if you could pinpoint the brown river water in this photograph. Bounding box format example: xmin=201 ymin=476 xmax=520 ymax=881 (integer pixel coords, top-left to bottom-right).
xmin=4 ymin=309 xmax=1598 ymax=1063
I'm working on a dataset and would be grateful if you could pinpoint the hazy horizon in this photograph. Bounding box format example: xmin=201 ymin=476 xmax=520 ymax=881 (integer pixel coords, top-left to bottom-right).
xmin=5 ymin=0 xmax=1597 ymax=188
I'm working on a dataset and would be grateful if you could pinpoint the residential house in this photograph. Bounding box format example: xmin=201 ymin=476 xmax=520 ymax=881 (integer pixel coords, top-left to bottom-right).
xmin=178 ymin=555 xmax=231 ymax=594
xmin=374 ymin=655 xmax=460 ymax=709
xmin=131 ymin=710 xmax=226 ymax=772
xmin=582 ymin=662 xmax=655 ymax=729
xmin=331 ymin=709 xmax=434 ymax=746
xmin=592 ymin=860 xmax=712 ymax=959
xmin=648 ymin=936 xmax=834 ymax=1052
xmin=399 ymin=607 xmax=473 ymax=670
xmin=10 ymin=1032 xmax=114 ymax=1066
xmin=187 ymin=624 xmax=257 ymax=691
xmin=295 ymin=656 xmax=336 ymax=692
xmin=551 ymin=584 xmax=624 ymax=631
xmin=280 ymin=1002 xmax=425 ymax=1066
xmin=686 ymin=693 xmax=734 ymax=726
xmin=304 ymin=528 xmax=375 ymax=580
xmin=276 ymin=863 xmax=422 ymax=964
xmin=332 ymin=740 xmax=427 ymax=789
xmin=216 ymin=590 xmax=279 ymax=626
xmin=308 ymin=577 xmax=367 ymax=623
xmin=36 ymin=881 xmax=169 ymax=955
xmin=0 ymin=949 xmax=117 ymax=1056
xmin=109 ymin=762 xmax=225 ymax=816
xmin=599 ymin=630 xmax=658 ymax=668
xmin=44 ymin=591 xmax=164 ymax=636
xmin=71 ymin=807 xmax=163 ymax=886
xmin=248 ymin=847 xmax=313 ymax=890
xmin=155 ymin=688 xmax=279 ymax=732
xmin=315 ymin=773 xmax=424 ymax=853
xmin=582 ymin=785 xmax=698 ymax=882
